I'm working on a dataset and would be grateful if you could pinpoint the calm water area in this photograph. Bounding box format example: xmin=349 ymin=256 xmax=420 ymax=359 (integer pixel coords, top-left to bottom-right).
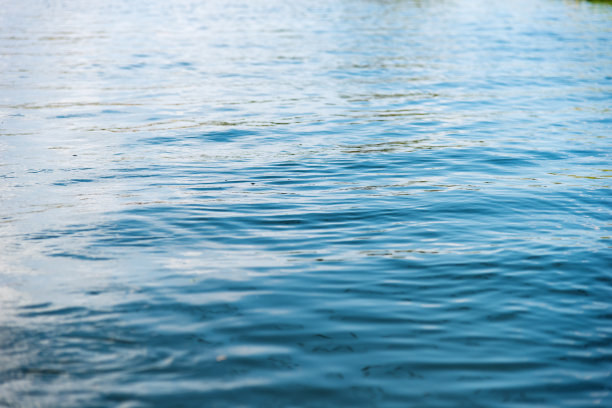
xmin=1 ymin=0 xmax=611 ymax=406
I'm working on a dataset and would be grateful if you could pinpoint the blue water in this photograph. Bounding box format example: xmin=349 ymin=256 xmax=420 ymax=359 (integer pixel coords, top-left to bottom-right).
xmin=1 ymin=0 xmax=611 ymax=406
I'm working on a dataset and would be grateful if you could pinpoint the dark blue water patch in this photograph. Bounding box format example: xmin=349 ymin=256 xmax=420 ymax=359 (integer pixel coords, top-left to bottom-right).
xmin=26 ymin=225 xmax=99 ymax=241
xmin=139 ymin=129 xmax=260 ymax=145
xmin=119 ymin=62 xmax=147 ymax=70
xmin=100 ymin=109 xmax=125 ymax=114
xmin=19 ymin=302 xmax=53 ymax=310
xmin=90 ymin=218 xmax=173 ymax=248
xmin=54 ymin=113 xmax=96 ymax=119
xmin=18 ymin=305 xmax=91 ymax=318
xmin=52 ymin=178 xmax=95 ymax=186
xmin=162 ymin=61 xmax=195 ymax=69
xmin=139 ymin=135 xmax=183 ymax=144
xmin=592 ymin=115 xmax=612 ymax=124
xmin=197 ymin=129 xmax=259 ymax=142
xmin=48 ymin=252 xmax=113 ymax=261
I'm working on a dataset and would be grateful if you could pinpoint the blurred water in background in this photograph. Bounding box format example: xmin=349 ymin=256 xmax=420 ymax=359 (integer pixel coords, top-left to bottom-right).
xmin=0 ymin=0 xmax=611 ymax=406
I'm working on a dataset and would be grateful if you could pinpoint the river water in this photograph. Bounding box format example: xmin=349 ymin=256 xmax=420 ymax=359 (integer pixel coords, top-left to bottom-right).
xmin=1 ymin=0 xmax=611 ymax=406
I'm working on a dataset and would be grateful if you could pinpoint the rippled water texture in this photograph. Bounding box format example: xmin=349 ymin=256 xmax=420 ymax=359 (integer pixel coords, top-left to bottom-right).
xmin=1 ymin=0 xmax=611 ymax=406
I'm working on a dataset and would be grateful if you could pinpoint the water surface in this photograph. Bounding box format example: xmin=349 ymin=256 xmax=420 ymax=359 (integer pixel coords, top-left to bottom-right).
xmin=1 ymin=0 xmax=611 ymax=406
